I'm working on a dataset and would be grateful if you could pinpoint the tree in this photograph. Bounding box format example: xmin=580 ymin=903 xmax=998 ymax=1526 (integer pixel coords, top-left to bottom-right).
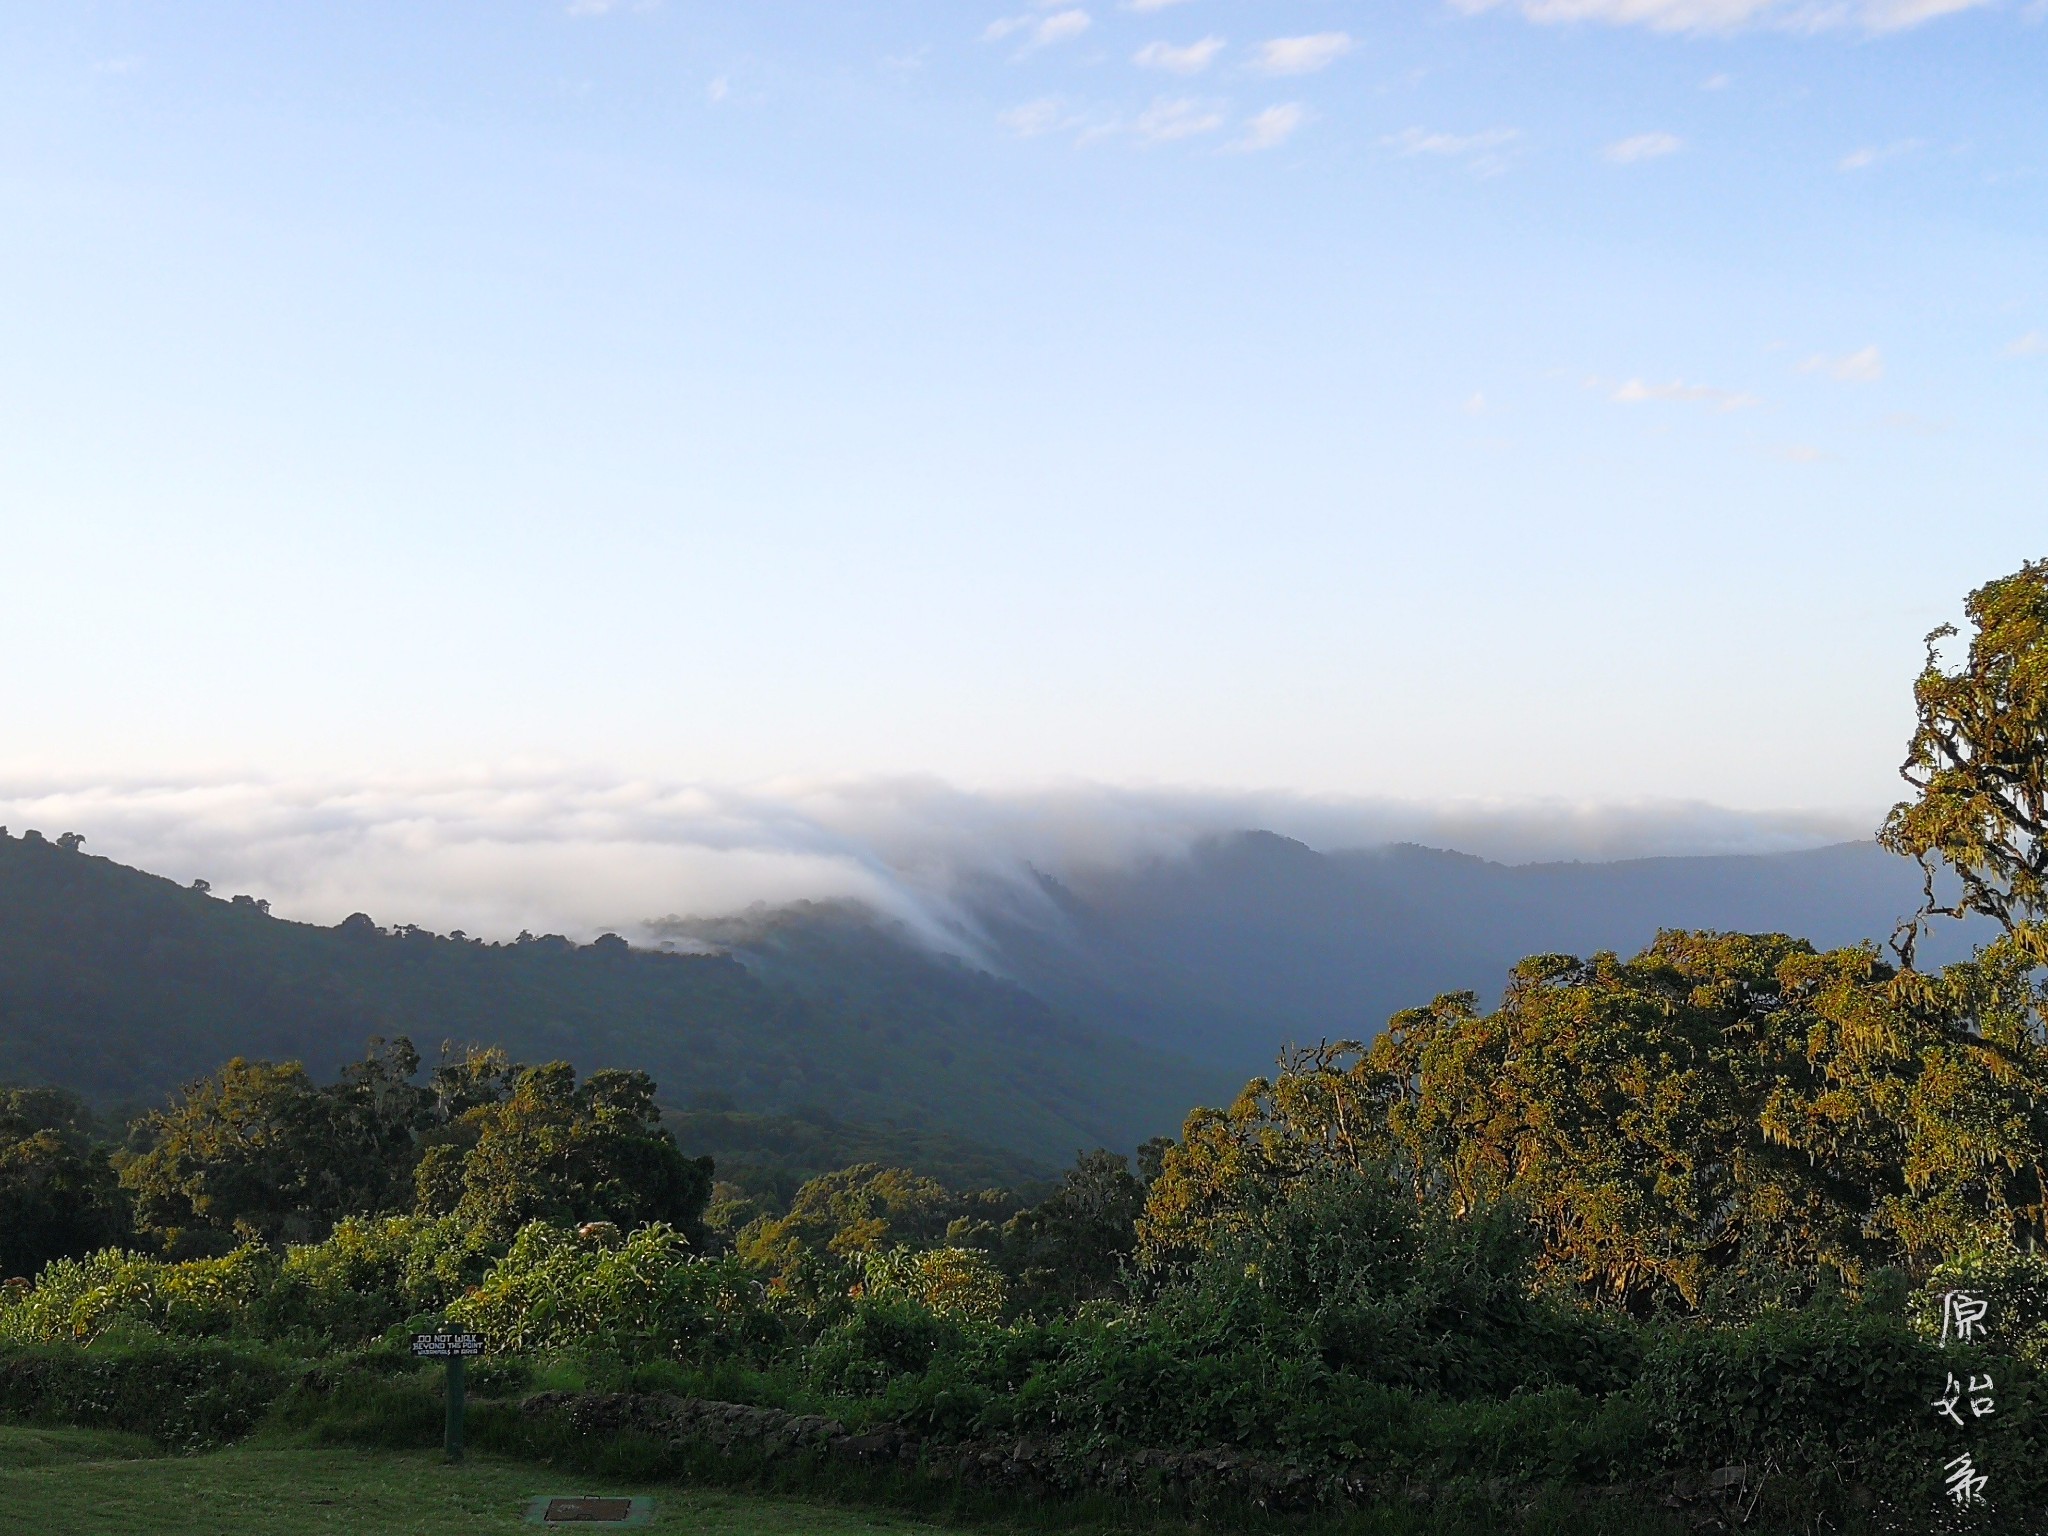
xmin=120 ymin=1039 xmax=433 ymax=1252
xmin=1883 ymin=557 xmax=2048 ymax=957
xmin=1000 ymin=1148 xmax=1145 ymax=1309
xmin=0 ymin=1088 xmax=131 ymax=1277
xmin=1141 ymin=931 xmax=2048 ymax=1313
xmin=441 ymin=1062 xmax=713 ymax=1245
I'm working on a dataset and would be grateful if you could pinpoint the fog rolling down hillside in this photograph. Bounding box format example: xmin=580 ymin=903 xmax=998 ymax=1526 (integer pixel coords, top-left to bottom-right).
xmin=0 ymin=829 xmax=1224 ymax=1166
xmin=950 ymin=833 xmax=1988 ymax=1078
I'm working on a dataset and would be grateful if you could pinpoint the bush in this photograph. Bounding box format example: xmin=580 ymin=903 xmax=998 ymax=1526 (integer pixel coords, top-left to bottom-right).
xmin=0 ymin=1339 xmax=288 ymax=1449
xmin=861 ymin=1246 xmax=1006 ymax=1323
xmin=0 ymin=1244 xmax=274 ymax=1344
xmin=448 ymin=1221 xmax=780 ymax=1360
xmin=1640 ymin=1303 xmax=2048 ymax=1530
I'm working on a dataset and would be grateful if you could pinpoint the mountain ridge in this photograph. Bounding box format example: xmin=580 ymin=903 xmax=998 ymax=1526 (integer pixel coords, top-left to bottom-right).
xmin=0 ymin=830 xmax=1225 ymax=1164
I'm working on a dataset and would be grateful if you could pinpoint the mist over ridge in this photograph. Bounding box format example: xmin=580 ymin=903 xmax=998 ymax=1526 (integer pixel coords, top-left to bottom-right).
xmin=0 ymin=770 xmax=1882 ymax=951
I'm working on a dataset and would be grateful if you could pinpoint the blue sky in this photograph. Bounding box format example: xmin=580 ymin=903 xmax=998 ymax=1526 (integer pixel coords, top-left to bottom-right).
xmin=2 ymin=0 xmax=2043 ymax=832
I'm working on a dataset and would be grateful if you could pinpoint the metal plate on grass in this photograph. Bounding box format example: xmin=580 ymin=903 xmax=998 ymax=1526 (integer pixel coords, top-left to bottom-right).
xmin=523 ymin=1495 xmax=657 ymax=1525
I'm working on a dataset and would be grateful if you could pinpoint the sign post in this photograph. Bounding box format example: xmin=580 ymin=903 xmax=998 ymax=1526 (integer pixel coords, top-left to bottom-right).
xmin=411 ymin=1330 xmax=486 ymax=1463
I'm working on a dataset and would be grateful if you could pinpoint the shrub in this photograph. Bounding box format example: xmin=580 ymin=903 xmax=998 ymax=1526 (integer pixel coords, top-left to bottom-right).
xmin=861 ymin=1246 xmax=1006 ymax=1323
xmin=0 ymin=1339 xmax=288 ymax=1449
xmin=448 ymin=1221 xmax=779 ymax=1360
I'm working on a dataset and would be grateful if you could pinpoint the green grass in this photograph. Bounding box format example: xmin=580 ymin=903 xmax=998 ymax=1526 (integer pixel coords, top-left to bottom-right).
xmin=0 ymin=1429 xmax=961 ymax=1536
xmin=0 ymin=1425 xmax=1695 ymax=1536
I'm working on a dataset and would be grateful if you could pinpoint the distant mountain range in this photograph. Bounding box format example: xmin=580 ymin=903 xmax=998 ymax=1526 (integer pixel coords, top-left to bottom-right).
xmin=0 ymin=825 xmax=1980 ymax=1164
xmin=955 ymin=833 xmax=1983 ymax=1075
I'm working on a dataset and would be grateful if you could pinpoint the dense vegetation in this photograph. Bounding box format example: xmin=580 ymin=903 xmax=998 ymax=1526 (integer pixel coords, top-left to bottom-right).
xmin=5 ymin=558 xmax=2048 ymax=1532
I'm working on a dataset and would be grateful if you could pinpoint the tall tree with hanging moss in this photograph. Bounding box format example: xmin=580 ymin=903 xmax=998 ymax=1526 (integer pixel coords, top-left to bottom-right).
xmin=1883 ymin=557 xmax=2048 ymax=959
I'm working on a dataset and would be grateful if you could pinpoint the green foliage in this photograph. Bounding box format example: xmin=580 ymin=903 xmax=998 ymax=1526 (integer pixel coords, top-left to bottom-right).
xmin=737 ymin=1163 xmax=1015 ymax=1283
xmin=0 ymin=1216 xmax=491 ymax=1351
xmin=1144 ymin=931 xmax=2048 ymax=1315
xmin=0 ymin=1339 xmax=287 ymax=1449
xmin=441 ymin=1063 xmax=714 ymax=1244
xmin=448 ymin=1221 xmax=778 ymax=1359
xmin=1000 ymin=1150 xmax=1144 ymax=1311
xmin=668 ymin=1103 xmax=1049 ymax=1220
xmin=861 ymin=1247 xmax=1007 ymax=1323
xmin=0 ymin=1245 xmax=277 ymax=1345
xmin=119 ymin=1043 xmax=426 ymax=1252
xmin=1883 ymin=557 xmax=2048 ymax=944
xmin=117 ymin=1040 xmax=713 ymax=1259
xmin=0 ymin=1088 xmax=131 ymax=1279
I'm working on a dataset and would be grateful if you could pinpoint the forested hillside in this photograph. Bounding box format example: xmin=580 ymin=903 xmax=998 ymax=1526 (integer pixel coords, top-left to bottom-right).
xmin=681 ymin=834 xmax=1981 ymax=1077
xmin=0 ymin=830 xmax=1224 ymax=1164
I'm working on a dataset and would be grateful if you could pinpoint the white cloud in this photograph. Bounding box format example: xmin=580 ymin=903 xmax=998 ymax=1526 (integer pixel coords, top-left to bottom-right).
xmin=1037 ymin=8 xmax=1092 ymax=44
xmin=1772 ymin=443 xmax=1829 ymax=463
xmin=1135 ymin=96 xmax=1226 ymax=142
xmin=1701 ymin=72 xmax=1733 ymax=88
xmin=1001 ymin=97 xmax=1072 ymax=137
xmin=1233 ymin=103 xmax=1306 ymax=150
xmin=0 ymin=772 xmax=1877 ymax=952
xmin=1855 ymin=0 xmax=1991 ymax=25
xmin=1251 ymin=32 xmax=1354 ymax=74
xmin=2005 ymin=331 xmax=2048 ymax=357
xmin=707 ymin=76 xmax=729 ymax=103
xmin=1383 ymin=126 xmax=1523 ymax=175
xmin=1839 ymin=138 xmax=1922 ymax=170
xmin=1611 ymin=378 xmax=1761 ymax=411
xmin=1605 ymin=132 xmax=1682 ymax=162
xmin=985 ymin=8 xmax=1092 ymax=49
xmin=1134 ymin=36 xmax=1225 ymax=72
xmin=566 ymin=0 xmax=616 ymax=12
xmin=1463 ymin=392 xmax=1488 ymax=413
xmin=1127 ymin=0 xmax=1196 ymax=8
xmin=93 ymin=56 xmax=144 ymax=74
xmin=1800 ymin=345 xmax=1884 ymax=382
xmin=1448 ymin=0 xmax=1990 ymax=32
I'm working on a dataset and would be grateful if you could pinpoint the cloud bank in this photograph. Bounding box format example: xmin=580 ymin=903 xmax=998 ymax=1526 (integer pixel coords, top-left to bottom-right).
xmin=0 ymin=772 xmax=1881 ymax=953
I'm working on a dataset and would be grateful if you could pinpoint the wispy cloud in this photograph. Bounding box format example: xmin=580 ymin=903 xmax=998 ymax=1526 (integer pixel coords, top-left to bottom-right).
xmin=1611 ymin=377 xmax=1761 ymax=411
xmin=1251 ymin=33 xmax=1354 ymax=74
xmin=1876 ymin=411 xmax=1949 ymax=436
xmin=1839 ymin=139 xmax=1923 ymax=170
xmin=93 ymin=56 xmax=144 ymax=74
xmin=1605 ymin=132 xmax=1682 ymax=163
xmin=1126 ymin=0 xmax=1195 ymax=9
xmin=1000 ymin=97 xmax=1077 ymax=137
xmin=2005 ymin=331 xmax=2048 ymax=357
xmin=985 ymin=8 xmax=1093 ymax=50
xmin=1134 ymin=36 xmax=1225 ymax=72
xmin=1383 ymin=126 xmax=1523 ymax=176
xmin=1800 ymin=345 xmax=1884 ymax=382
xmin=1449 ymin=0 xmax=1990 ymax=33
xmin=1135 ymin=96 xmax=1227 ymax=143
xmin=1233 ymin=103 xmax=1306 ymax=150
xmin=706 ymin=76 xmax=729 ymax=103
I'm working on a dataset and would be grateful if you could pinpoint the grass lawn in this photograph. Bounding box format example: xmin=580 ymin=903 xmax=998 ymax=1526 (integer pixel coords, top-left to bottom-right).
xmin=0 ymin=1427 xmax=964 ymax=1536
